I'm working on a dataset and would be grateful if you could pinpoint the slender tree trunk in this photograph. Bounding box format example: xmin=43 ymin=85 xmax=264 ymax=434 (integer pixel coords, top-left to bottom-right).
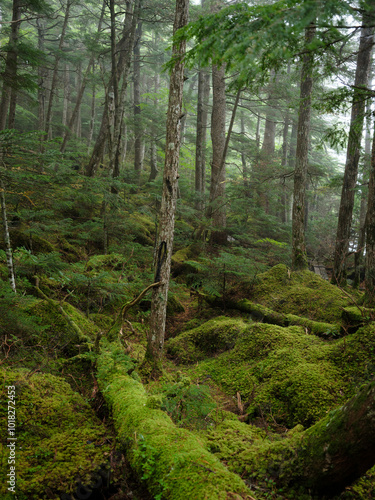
xmin=365 ymin=120 xmax=375 ymax=304
xmin=195 ymin=66 xmax=210 ymax=211
xmin=147 ymin=0 xmax=189 ymax=374
xmin=62 ymin=62 xmax=70 ymax=129
xmin=133 ymin=22 xmax=143 ymax=182
xmin=86 ymin=0 xmax=140 ymax=177
xmin=87 ymin=81 xmax=96 ymax=153
xmin=0 ymin=179 xmax=16 ymax=293
xmin=44 ymin=0 xmax=72 ymax=141
xmin=240 ymin=108 xmax=250 ymax=194
xmin=207 ymin=63 xmax=226 ymax=244
xmin=0 ymin=0 xmax=21 ymax=131
xmin=291 ymin=23 xmax=316 ymax=270
xmin=36 ymin=19 xmax=47 ymax=132
xmin=333 ymin=9 xmax=375 ymax=284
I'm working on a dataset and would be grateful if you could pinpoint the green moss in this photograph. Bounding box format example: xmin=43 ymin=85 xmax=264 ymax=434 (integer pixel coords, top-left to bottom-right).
xmin=86 ymin=253 xmax=127 ymax=271
xmin=97 ymin=341 xmax=252 ymax=499
xmin=166 ymin=294 xmax=185 ymax=316
xmin=0 ymin=368 xmax=110 ymax=499
xmin=166 ymin=317 xmax=247 ymax=364
xmin=26 ymin=299 xmax=98 ymax=355
xmin=182 ymin=321 xmax=345 ymax=427
xmin=233 ymin=264 xmax=356 ymax=325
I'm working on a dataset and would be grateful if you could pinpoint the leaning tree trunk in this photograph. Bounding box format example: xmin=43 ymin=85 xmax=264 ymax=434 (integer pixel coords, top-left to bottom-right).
xmin=333 ymin=8 xmax=375 ymax=284
xmin=146 ymin=0 xmax=189 ymax=375
xmin=291 ymin=23 xmax=315 ymax=270
xmin=86 ymin=0 xmax=140 ymax=177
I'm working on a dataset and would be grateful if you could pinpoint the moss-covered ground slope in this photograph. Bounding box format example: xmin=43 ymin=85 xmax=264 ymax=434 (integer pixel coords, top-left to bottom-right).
xmin=0 ymin=368 xmax=110 ymax=500
xmin=230 ymin=264 xmax=357 ymax=325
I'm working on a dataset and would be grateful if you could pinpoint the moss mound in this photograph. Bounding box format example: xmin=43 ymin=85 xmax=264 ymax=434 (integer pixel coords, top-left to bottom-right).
xmin=177 ymin=320 xmax=345 ymax=427
xmin=166 ymin=316 xmax=247 ymax=363
xmin=0 ymin=368 xmax=110 ymax=500
xmin=233 ymin=264 xmax=354 ymax=324
xmin=26 ymin=299 xmax=98 ymax=355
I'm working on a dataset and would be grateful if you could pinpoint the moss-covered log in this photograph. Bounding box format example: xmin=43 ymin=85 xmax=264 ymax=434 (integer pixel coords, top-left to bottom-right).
xmin=97 ymin=342 xmax=253 ymax=499
xmin=239 ymin=381 xmax=375 ymax=496
xmin=204 ymin=295 xmax=339 ymax=337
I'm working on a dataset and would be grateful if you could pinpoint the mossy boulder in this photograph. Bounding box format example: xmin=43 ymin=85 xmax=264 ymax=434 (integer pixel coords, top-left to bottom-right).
xmin=233 ymin=263 xmax=354 ymax=324
xmin=0 ymin=368 xmax=110 ymax=500
xmin=166 ymin=316 xmax=247 ymax=363
xmin=181 ymin=320 xmax=345 ymax=427
xmin=86 ymin=253 xmax=127 ymax=271
xmin=26 ymin=299 xmax=98 ymax=355
xmin=166 ymin=294 xmax=185 ymax=316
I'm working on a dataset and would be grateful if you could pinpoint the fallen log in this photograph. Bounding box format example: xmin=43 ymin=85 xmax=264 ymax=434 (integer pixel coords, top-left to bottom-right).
xmin=96 ymin=341 xmax=254 ymax=499
xmin=204 ymin=295 xmax=340 ymax=337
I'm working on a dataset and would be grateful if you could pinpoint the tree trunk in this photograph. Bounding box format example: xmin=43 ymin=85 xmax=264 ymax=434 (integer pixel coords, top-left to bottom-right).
xmin=36 ymin=19 xmax=47 ymax=132
xmin=147 ymin=0 xmax=189 ymax=375
xmin=0 ymin=0 xmax=22 ymax=131
xmin=133 ymin=22 xmax=143 ymax=182
xmin=195 ymin=65 xmax=210 ymax=211
xmin=44 ymin=0 xmax=72 ymax=141
xmin=291 ymin=23 xmax=316 ymax=270
xmin=333 ymin=8 xmax=375 ymax=284
xmin=0 ymin=179 xmax=16 ymax=293
xmin=86 ymin=0 xmax=140 ymax=177
xmin=207 ymin=63 xmax=226 ymax=244
xmin=365 ymin=120 xmax=375 ymax=304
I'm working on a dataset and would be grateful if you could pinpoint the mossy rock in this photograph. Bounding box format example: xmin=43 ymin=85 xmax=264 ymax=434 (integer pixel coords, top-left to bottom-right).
xmin=330 ymin=322 xmax=375 ymax=389
xmin=0 ymin=368 xmax=110 ymax=499
xmin=86 ymin=253 xmax=127 ymax=271
xmin=233 ymin=263 xmax=355 ymax=324
xmin=166 ymin=294 xmax=185 ymax=316
xmin=7 ymin=229 xmax=56 ymax=254
xmin=171 ymin=243 xmax=203 ymax=277
xmin=166 ymin=317 xmax=247 ymax=364
xmin=185 ymin=322 xmax=346 ymax=427
xmin=342 ymin=306 xmax=375 ymax=326
xmin=26 ymin=299 xmax=98 ymax=355
xmin=128 ymin=213 xmax=155 ymax=246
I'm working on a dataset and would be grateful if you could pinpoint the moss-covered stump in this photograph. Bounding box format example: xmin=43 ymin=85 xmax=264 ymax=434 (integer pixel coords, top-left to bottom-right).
xmin=97 ymin=341 xmax=253 ymax=499
xmin=0 ymin=368 xmax=110 ymax=500
xmin=231 ymin=264 xmax=357 ymax=325
xmin=173 ymin=320 xmax=345 ymax=427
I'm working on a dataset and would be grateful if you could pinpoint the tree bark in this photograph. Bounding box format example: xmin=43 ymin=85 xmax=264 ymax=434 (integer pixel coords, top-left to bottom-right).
xmin=365 ymin=120 xmax=375 ymax=304
xmin=333 ymin=8 xmax=375 ymax=284
xmin=133 ymin=22 xmax=143 ymax=182
xmin=0 ymin=0 xmax=22 ymax=131
xmin=195 ymin=65 xmax=210 ymax=211
xmin=0 ymin=179 xmax=16 ymax=293
xmin=207 ymin=63 xmax=226 ymax=244
xmin=147 ymin=0 xmax=189 ymax=374
xmin=291 ymin=23 xmax=316 ymax=270
xmin=44 ymin=0 xmax=72 ymax=141
xmin=86 ymin=0 xmax=140 ymax=177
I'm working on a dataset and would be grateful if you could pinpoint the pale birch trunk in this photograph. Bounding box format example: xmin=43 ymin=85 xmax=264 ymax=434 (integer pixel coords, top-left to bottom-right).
xmin=0 ymin=180 xmax=16 ymax=293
